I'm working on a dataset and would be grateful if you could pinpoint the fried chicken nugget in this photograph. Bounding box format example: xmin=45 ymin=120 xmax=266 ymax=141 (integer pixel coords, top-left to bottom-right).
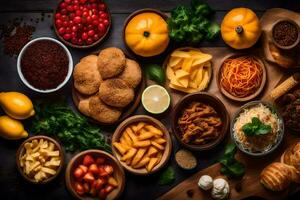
xmin=97 ymin=47 xmax=126 ymax=79
xmin=118 ymin=59 xmax=142 ymax=88
xmin=73 ymin=55 xmax=102 ymax=95
xmin=89 ymin=95 xmax=122 ymax=124
xmin=78 ymin=98 xmax=91 ymax=117
xmin=99 ymin=78 xmax=134 ymax=108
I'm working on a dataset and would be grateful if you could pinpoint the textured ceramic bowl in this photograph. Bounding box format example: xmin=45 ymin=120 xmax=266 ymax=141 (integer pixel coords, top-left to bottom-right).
xmin=17 ymin=37 xmax=73 ymax=93
xmin=172 ymin=92 xmax=229 ymax=151
xmin=65 ymin=149 xmax=125 ymax=200
xmin=16 ymin=135 xmax=64 ymax=184
xmin=231 ymin=101 xmax=284 ymax=157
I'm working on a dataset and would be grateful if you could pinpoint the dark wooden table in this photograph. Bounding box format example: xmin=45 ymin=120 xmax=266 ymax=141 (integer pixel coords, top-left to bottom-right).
xmin=0 ymin=1 xmax=300 ymax=200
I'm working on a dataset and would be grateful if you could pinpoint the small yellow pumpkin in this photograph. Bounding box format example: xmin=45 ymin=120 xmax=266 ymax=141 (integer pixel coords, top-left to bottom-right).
xmin=125 ymin=12 xmax=169 ymax=57
xmin=221 ymin=8 xmax=261 ymax=49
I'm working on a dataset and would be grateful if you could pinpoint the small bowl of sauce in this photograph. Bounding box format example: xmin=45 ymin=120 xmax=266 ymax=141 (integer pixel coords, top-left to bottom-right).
xmin=272 ymin=19 xmax=300 ymax=50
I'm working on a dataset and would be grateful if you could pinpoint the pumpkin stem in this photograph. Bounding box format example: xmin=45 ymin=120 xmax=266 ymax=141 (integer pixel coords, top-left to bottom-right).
xmin=143 ymin=31 xmax=150 ymax=38
xmin=235 ymin=25 xmax=244 ymax=34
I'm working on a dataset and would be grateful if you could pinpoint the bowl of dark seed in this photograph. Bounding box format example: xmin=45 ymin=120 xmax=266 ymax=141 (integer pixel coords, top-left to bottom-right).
xmin=271 ymin=19 xmax=300 ymax=50
xmin=17 ymin=37 xmax=73 ymax=93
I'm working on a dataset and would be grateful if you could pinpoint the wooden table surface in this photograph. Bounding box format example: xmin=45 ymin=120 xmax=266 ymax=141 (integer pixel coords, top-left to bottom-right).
xmin=0 ymin=1 xmax=300 ymax=200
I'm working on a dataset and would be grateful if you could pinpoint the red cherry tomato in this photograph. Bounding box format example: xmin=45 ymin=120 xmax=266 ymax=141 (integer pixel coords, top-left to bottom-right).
xmin=66 ymin=5 xmax=74 ymax=12
xmin=103 ymin=19 xmax=109 ymax=27
xmin=75 ymin=10 xmax=82 ymax=16
xmin=82 ymin=11 xmax=89 ymax=18
xmin=55 ymin=13 xmax=61 ymax=19
xmin=79 ymin=0 xmax=87 ymax=4
xmin=63 ymin=33 xmax=71 ymax=40
xmin=91 ymin=14 xmax=98 ymax=21
xmin=100 ymin=13 xmax=108 ymax=19
xmin=73 ymin=5 xmax=79 ymax=11
xmin=60 ymin=8 xmax=67 ymax=15
xmin=74 ymin=16 xmax=82 ymax=24
xmin=62 ymin=21 xmax=69 ymax=27
xmin=86 ymin=37 xmax=93 ymax=44
xmin=64 ymin=0 xmax=71 ymax=4
xmin=71 ymin=25 xmax=78 ymax=32
xmin=81 ymin=32 xmax=88 ymax=40
xmin=92 ymin=20 xmax=99 ymax=26
xmin=61 ymin=15 xmax=68 ymax=21
xmin=88 ymin=30 xmax=95 ymax=37
xmin=86 ymin=16 xmax=92 ymax=24
xmin=58 ymin=27 xmax=66 ymax=35
xmin=97 ymin=23 xmax=105 ymax=33
xmin=55 ymin=19 xmax=63 ymax=27
xmin=93 ymin=34 xmax=99 ymax=41
xmin=66 ymin=27 xmax=71 ymax=33
xmin=69 ymin=20 xmax=74 ymax=27
xmin=60 ymin=2 xmax=67 ymax=9
xmin=98 ymin=3 xmax=106 ymax=11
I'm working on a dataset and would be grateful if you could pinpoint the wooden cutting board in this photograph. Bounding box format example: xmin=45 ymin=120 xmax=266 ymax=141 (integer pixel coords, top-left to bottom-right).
xmin=158 ymin=47 xmax=300 ymax=200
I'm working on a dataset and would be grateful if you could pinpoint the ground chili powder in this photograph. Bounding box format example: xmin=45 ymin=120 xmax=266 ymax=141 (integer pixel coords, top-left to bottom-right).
xmin=20 ymin=40 xmax=69 ymax=90
xmin=273 ymin=21 xmax=298 ymax=47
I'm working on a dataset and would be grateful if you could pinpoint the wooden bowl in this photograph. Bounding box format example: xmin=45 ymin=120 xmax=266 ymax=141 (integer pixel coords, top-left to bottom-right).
xmin=53 ymin=0 xmax=111 ymax=49
xmin=271 ymin=18 xmax=300 ymax=50
xmin=163 ymin=47 xmax=213 ymax=93
xmin=122 ymin=8 xmax=169 ymax=57
xmin=171 ymin=92 xmax=229 ymax=151
xmin=217 ymin=53 xmax=267 ymax=102
xmin=65 ymin=150 xmax=125 ymax=200
xmin=16 ymin=135 xmax=64 ymax=184
xmin=72 ymin=49 xmax=145 ymax=125
xmin=112 ymin=115 xmax=172 ymax=175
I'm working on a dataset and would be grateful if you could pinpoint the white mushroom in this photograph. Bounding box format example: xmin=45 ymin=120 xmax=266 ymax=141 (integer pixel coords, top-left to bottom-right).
xmin=198 ymin=175 xmax=213 ymax=190
xmin=211 ymin=178 xmax=230 ymax=200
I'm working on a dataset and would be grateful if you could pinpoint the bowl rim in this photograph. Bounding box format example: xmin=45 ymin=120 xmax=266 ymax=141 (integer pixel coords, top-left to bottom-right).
xmin=111 ymin=115 xmax=172 ymax=175
xmin=16 ymin=135 xmax=65 ymax=184
xmin=65 ymin=149 xmax=125 ymax=200
xmin=217 ymin=53 xmax=267 ymax=102
xmin=271 ymin=18 xmax=300 ymax=50
xmin=141 ymin=85 xmax=171 ymax=114
xmin=17 ymin=37 xmax=73 ymax=93
xmin=162 ymin=47 xmax=213 ymax=93
xmin=171 ymin=92 xmax=230 ymax=151
xmin=122 ymin=8 xmax=169 ymax=57
xmin=230 ymin=100 xmax=285 ymax=157
xmin=53 ymin=0 xmax=112 ymax=49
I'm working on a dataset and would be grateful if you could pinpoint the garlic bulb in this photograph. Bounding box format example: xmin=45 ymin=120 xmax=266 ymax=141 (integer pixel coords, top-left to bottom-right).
xmin=198 ymin=175 xmax=213 ymax=190
xmin=211 ymin=178 xmax=230 ymax=200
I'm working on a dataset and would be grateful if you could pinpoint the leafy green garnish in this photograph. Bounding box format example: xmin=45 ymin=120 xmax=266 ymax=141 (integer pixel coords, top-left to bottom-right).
xmin=158 ymin=166 xmax=175 ymax=185
xmin=242 ymin=117 xmax=272 ymax=136
xmin=27 ymin=99 xmax=111 ymax=153
xmin=219 ymin=144 xmax=245 ymax=178
xmin=167 ymin=0 xmax=219 ymax=44
xmin=144 ymin=64 xmax=165 ymax=85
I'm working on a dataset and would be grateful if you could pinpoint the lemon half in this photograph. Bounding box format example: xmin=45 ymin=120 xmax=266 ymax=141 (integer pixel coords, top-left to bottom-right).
xmin=142 ymin=85 xmax=170 ymax=114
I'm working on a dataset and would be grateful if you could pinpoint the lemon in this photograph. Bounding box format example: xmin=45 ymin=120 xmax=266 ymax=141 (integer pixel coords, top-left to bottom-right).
xmin=142 ymin=85 xmax=170 ymax=114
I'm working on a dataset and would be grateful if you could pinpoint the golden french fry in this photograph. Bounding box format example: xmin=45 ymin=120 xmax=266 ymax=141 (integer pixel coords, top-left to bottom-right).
xmin=121 ymin=148 xmax=137 ymax=161
xmin=113 ymin=142 xmax=127 ymax=155
xmin=145 ymin=125 xmax=163 ymax=136
xmin=151 ymin=141 xmax=165 ymax=150
xmin=131 ymin=148 xmax=147 ymax=166
xmin=123 ymin=131 xmax=133 ymax=146
xmin=136 ymin=122 xmax=146 ymax=132
xmin=138 ymin=130 xmax=154 ymax=140
xmin=133 ymin=140 xmax=151 ymax=148
xmin=154 ymin=138 xmax=166 ymax=144
xmin=126 ymin=127 xmax=138 ymax=142
xmin=133 ymin=157 xmax=150 ymax=169
xmin=147 ymin=146 xmax=158 ymax=157
xmin=147 ymin=158 xmax=158 ymax=172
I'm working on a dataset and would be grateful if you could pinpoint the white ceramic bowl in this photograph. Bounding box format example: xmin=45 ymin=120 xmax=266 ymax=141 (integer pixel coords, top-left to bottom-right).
xmin=17 ymin=37 xmax=73 ymax=93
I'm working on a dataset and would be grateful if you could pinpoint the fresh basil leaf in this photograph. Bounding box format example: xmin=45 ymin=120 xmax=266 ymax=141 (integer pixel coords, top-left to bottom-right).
xmin=257 ymin=124 xmax=272 ymax=135
xmin=158 ymin=166 xmax=175 ymax=185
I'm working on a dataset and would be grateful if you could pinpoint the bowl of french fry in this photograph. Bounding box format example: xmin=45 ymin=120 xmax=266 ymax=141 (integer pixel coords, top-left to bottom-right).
xmin=112 ymin=115 xmax=172 ymax=175
xmin=16 ymin=135 xmax=64 ymax=184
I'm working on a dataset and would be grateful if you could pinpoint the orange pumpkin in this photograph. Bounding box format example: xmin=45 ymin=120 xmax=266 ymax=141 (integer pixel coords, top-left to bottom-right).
xmin=221 ymin=8 xmax=261 ymax=49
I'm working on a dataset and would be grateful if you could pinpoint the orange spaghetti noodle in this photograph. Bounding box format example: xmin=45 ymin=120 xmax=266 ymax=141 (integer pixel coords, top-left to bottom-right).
xmin=220 ymin=56 xmax=263 ymax=98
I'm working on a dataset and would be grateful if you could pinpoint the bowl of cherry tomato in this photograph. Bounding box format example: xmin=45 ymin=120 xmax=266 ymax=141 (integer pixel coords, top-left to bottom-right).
xmin=53 ymin=0 xmax=111 ymax=48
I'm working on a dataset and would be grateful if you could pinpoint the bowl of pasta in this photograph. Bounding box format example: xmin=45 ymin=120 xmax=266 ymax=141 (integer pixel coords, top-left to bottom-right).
xmin=111 ymin=115 xmax=172 ymax=175
xmin=217 ymin=53 xmax=267 ymax=102
xmin=231 ymin=101 xmax=284 ymax=157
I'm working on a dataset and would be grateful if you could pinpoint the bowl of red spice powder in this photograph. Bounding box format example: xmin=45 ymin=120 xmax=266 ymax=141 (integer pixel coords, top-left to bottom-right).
xmin=17 ymin=37 xmax=73 ymax=93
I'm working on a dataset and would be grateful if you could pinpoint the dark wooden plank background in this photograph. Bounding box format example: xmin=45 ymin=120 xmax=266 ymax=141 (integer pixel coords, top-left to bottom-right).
xmin=0 ymin=1 xmax=299 ymax=200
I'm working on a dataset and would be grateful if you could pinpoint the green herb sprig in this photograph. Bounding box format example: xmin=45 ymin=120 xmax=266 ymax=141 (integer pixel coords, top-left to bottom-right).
xmin=167 ymin=0 xmax=220 ymax=45
xmin=27 ymin=99 xmax=111 ymax=153
xmin=158 ymin=166 xmax=175 ymax=185
xmin=242 ymin=117 xmax=272 ymax=136
xmin=219 ymin=144 xmax=245 ymax=178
